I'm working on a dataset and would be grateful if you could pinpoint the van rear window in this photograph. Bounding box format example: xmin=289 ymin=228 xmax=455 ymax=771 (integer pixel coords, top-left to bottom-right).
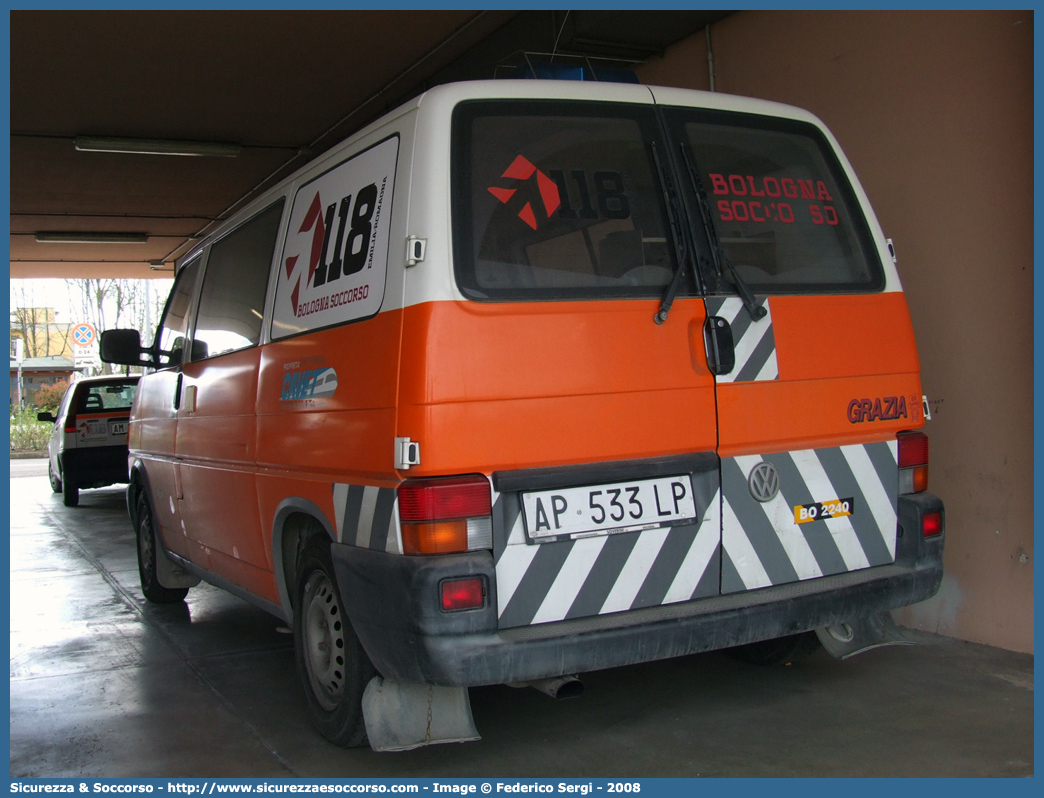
xmin=77 ymin=381 xmax=138 ymax=413
xmin=453 ymin=101 xmax=883 ymax=302
xmin=664 ymin=109 xmax=883 ymax=293
xmin=452 ymin=102 xmax=682 ymax=301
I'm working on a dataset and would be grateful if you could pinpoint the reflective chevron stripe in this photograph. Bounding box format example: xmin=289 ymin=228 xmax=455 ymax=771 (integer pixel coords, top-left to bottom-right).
xmin=493 ymin=486 xmax=721 ymax=629
xmin=705 ymin=296 xmax=778 ymax=382
xmin=721 ymin=441 xmax=898 ymax=594
xmin=332 ymin=483 xmax=402 ymax=554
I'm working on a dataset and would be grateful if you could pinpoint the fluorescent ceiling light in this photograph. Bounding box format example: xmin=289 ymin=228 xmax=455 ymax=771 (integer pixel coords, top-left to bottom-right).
xmin=74 ymin=136 xmax=242 ymax=158
xmin=36 ymin=232 xmax=149 ymax=244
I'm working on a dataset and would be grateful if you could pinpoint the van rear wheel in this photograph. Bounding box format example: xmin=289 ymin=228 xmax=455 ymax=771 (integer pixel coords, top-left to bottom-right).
xmin=294 ymin=536 xmax=375 ymax=747
xmin=135 ymin=492 xmax=189 ymax=603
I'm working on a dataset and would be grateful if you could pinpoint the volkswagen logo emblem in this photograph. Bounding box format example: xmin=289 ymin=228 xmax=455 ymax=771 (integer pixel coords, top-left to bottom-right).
xmin=748 ymin=461 xmax=780 ymax=503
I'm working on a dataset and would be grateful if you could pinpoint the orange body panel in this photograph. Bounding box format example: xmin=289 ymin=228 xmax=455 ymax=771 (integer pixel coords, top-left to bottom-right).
xmin=177 ymin=349 xmax=267 ymax=573
xmin=254 ymin=314 xmax=403 ymax=484
xmin=771 ymin=292 xmax=920 ymax=380
xmin=717 ymin=291 xmax=923 ymax=458
xmin=397 ymin=298 xmax=719 ymax=474
xmin=716 ymin=373 xmax=922 ymax=458
xmin=129 ymin=370 xmax=182 ymax=548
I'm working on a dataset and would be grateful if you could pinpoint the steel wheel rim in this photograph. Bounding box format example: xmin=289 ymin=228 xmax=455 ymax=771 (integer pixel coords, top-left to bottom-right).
xmin=302 ymin=571 xmax=346 ymax=711
xmin=138 ymin=513 xmax=155 ymax=578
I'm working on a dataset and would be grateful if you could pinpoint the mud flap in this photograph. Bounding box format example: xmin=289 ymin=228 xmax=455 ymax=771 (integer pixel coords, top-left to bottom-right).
xmin=362 ymin=677 xmax=481 ymax=752
xmin=816 ymin=612 xmax=913 ymax=659
xmin=156 ymin=546 xmax=201 ymax=589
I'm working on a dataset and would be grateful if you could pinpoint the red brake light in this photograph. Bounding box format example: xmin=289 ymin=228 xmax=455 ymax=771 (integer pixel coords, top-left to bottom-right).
xmin=898 ymin=431 xmax=930 ymax=494
xmin=440 ymin=577 xmax=485 ymax=611
xmin=398 ymin=476 xmax=492 ymax=555
xmin=398 ymin=476 xmax=491 ymax=522
xmin=898 ymin=431 xmax=929 ymax=467
xmin=922 ymin=511 xmax=943 ymax=537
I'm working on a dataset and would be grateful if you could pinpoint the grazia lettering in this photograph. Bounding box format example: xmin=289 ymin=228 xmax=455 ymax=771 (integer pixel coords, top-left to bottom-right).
xmin=847 ymin=396 xmax=909 ymax=423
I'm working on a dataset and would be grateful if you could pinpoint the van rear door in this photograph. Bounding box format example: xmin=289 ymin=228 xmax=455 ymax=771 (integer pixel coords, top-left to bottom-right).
xmin=657 ymin=93 xmax=925 ymax=594
xmin=446 ymin=96 xmax=723 ymax=628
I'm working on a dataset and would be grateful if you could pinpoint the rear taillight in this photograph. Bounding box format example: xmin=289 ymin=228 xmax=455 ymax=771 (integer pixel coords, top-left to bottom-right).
xmin=64 ymin=416 xmax=77 ymax=433
xmin=897 ymin=431 xmax=929 ymax=494
xmin=922 ymin=511 xmax=943 ymax=538
xmin=398 ymin=475 xmax=492 ymax=555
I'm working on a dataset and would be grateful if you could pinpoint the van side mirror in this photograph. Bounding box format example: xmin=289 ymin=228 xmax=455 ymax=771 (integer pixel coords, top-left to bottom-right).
xmin=100 ymin=329 xmax=149 ymax=367
xmin=37 ymin=411 xmax=56 ymax=423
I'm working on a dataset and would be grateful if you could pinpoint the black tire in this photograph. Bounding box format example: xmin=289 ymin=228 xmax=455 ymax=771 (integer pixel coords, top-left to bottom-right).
xmin=62 ymin=478 xmax=79 ymax=507
xmin=48 ymin=461 xmax=62 ymax=493
xmin=135 ymin=492 xmax=189 ymax=603
xmin=727 ymin=631 xmax=822 ymax=666
xmin=293 ymin=535 xmax=375 ymax=747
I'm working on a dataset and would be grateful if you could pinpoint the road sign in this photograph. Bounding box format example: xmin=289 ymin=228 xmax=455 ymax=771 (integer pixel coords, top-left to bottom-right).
xmin=74 ymin=346 xmax=101 ymax=369
xmin=72 ymin=323 xmax=96 ymax=347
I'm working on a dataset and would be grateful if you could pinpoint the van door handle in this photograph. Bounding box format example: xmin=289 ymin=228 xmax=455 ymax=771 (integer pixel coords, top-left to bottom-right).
xmin=704 ymin=316 xmax=735 ymax=375
xmin=173 ymin=373 xmax=183 ymax=411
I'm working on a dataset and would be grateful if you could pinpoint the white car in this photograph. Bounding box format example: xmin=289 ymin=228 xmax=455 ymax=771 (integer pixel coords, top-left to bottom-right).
xmin=37 ymin=375 xmax=140 ymax=507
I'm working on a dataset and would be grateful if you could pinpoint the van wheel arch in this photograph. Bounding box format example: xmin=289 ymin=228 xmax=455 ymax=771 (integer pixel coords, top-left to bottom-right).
xmin=272 ymin=501 xmax=339 ymax=623
xmin=127 ymin=463 xmax=152 ymax=526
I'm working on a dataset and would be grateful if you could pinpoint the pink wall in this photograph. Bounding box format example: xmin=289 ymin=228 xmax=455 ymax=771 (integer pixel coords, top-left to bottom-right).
xmin=638 ymin=10 xmax=1033 ymax=653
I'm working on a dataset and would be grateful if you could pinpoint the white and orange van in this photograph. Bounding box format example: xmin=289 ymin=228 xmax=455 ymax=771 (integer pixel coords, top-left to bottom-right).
xmin=101 ymin=77 xmax=944 ymax=750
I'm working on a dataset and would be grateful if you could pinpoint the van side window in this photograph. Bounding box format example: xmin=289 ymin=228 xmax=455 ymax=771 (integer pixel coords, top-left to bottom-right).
xmin=192 ymin=200 xmax=285 ymax=359
xmin=156 ymin=256 xmax=203 ymax=367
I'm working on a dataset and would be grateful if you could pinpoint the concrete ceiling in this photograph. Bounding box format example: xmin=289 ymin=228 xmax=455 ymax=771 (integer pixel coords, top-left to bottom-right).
xmin=10 ymin=10 xmax=730 ymax=280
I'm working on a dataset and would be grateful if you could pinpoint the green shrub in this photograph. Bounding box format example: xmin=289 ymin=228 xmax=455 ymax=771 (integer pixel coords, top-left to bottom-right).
xmin=10 ymin=406 xmax=52 ymax=452
xmin=32 ymin=382 xmax=69 ymax=414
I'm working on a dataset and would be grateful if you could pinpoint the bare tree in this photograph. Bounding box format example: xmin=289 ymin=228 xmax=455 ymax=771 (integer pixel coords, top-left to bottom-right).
xmin=10 ymin=283 xmax=71 ymax=358
xmin=62 ymin=278 xmax=171 ymax=373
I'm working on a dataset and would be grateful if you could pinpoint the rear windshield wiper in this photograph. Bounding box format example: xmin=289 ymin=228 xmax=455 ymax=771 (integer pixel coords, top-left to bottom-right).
xmin=650 ymin=141 xmax=692 ymax=325
xmin=680 ymin=143 xmax=767 ymax=321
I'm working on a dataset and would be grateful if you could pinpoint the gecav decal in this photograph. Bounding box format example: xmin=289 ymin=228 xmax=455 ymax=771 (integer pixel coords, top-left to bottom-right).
xmin=274 ymin=137 xmax=398 ymax=338
xmin=281 ymin=366 xmax=338 ymax=402
xmin=488 ymin=155 xmax=561 ymax=230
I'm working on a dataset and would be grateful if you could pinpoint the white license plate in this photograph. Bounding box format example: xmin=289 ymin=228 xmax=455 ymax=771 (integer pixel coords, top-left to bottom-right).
xmin=109 ymin=421 xmax=128 ymax=435
xmin=522 ymin=475 xmax=697 ymax=543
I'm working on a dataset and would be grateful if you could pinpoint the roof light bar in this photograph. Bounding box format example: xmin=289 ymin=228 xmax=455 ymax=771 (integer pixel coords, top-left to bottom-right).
xmin=74 ymin=136 xmax=242 ymax=158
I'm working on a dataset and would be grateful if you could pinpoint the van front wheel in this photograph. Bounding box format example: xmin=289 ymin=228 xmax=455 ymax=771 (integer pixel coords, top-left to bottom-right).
xmin=294 ymin=537 xmax=375 ymax=747
xmin=135 ymin=492 xmax=189 ymax=603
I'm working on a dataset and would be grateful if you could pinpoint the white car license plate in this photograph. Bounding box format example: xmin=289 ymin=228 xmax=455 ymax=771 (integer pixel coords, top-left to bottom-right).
xmin=522 ymin=475 xmax=696 ymax=543
xmin=109 ymin=421 xmax=128 ymax=435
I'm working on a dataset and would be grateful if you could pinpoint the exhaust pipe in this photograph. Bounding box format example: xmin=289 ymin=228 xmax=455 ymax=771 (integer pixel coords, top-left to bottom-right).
xmin=513 ymin=675 xmax=584 ymax=700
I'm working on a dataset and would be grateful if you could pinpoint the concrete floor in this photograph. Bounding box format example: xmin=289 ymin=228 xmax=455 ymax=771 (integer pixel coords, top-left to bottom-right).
xmin=9 ymin=457 xmax=1034 ymax=778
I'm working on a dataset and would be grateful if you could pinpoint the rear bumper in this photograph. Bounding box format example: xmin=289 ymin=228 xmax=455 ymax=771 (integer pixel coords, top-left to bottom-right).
xmin=333 ymin=491 xmax=944 ymax=687
xmin=61 ymin=447 xmax=130 ymax=489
